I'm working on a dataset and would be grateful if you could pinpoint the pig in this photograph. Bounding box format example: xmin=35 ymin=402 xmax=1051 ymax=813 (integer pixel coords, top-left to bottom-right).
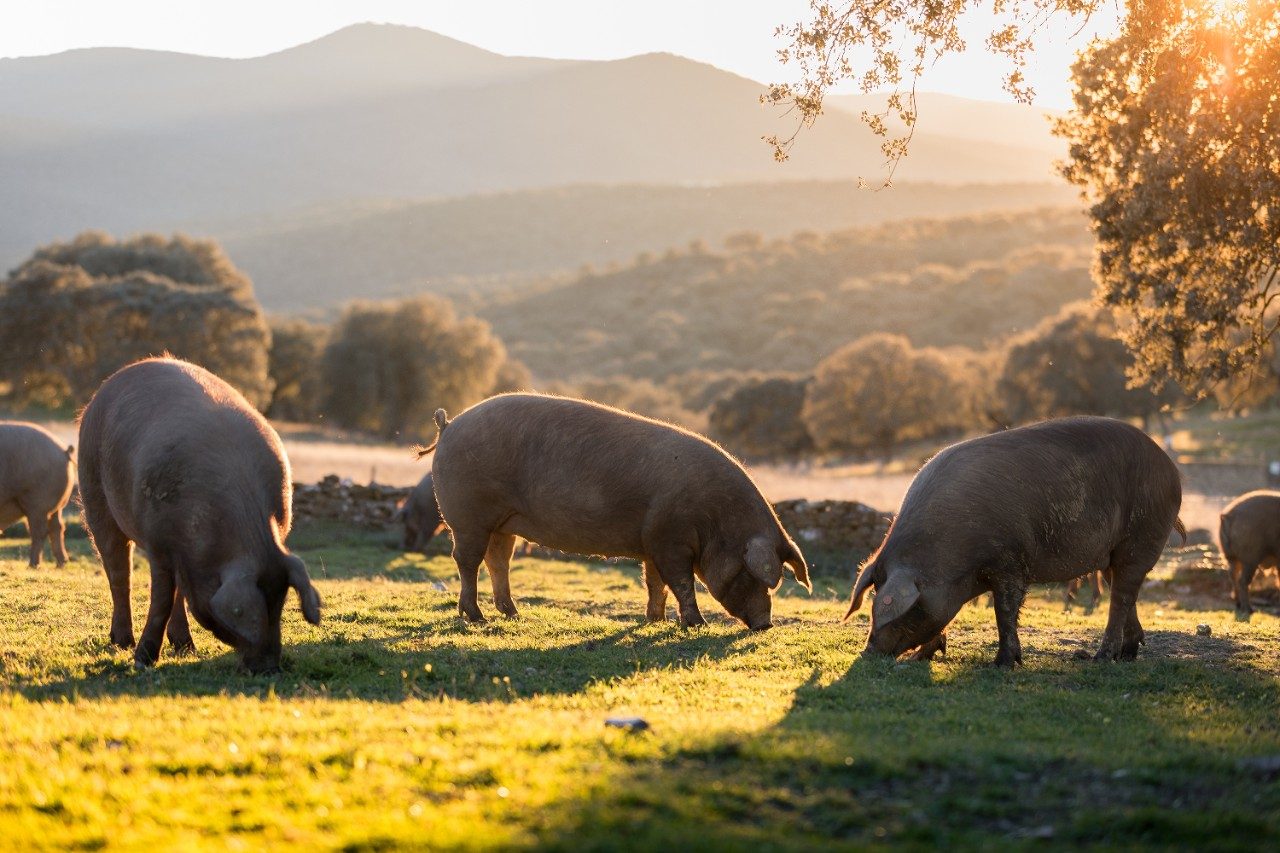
xmin=846 ymin=416 xmax=1184 ymax=665
xmin=1063 ymin=571 xmax=1105 ymax=614
xmin=0 ymin=422 xmax=76 ymax=567
xmin=1217 ymin=491 xmax=1280 ymax=617
xmin=397 ymin=472 xmax=445 ymax=553
xmin=77 ymin=358 xmax=322 ymax=673
xmin=422 ymin=393 xmax=810 ymax=628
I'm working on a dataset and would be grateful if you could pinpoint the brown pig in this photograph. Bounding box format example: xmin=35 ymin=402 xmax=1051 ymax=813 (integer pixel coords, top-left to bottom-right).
xmin=397 ymin=472 xmax=445 ymax=553
xmin=1218 ymin=491 xmax=1280 ymax=617
xmin=77 ymin=358 xmax=322 ymax=673
xmin=847 ymin=417 xmax=1183 ymax=665
xmin=423 ymin=393 xmax=809 ymax=628
xmin=0 ymin=422 xmax=76 ymax=567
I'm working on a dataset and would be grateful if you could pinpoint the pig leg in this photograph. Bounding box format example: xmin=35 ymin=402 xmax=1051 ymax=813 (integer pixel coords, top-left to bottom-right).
xmin=484 ymin=532 xmax=519 ymax=618
xmin=48 ymin=510 xmax=68 ymax=567
xmin=96 ymin=520 xmax=137 ymax=649
xmin=652 ymin=550 xmax=705 ymax=627
xmin=1234 ymin=561 xmax=1258 ymax=618
xmin=24 ymin=509 xmax=48 ymax=568
xmin=643 ymin=560 xmax=668 ymax=622
xmin=1121 ymin=606 xmax=1145 ymax=660
xmin=910 ymin=630 xmax=947 ymax=661
xmin=135 ymin=557 xmax=180 ymax=668
xmin=452 ymin=532 xmax=489 ymax=622
xmin=991 ymin=577 xmax=1026 ymax=667
xmin=166 ymin=589 xmax=195 ymax=655
xmin=1063 ymin=576 xmax=1080 ymax=612
xmin=1085 ymin=572 xmax=1104 ymax=615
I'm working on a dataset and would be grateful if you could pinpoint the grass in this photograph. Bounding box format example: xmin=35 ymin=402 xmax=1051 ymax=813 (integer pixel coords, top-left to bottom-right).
xmin=2 ymin=518 xmax=1279 ymax=850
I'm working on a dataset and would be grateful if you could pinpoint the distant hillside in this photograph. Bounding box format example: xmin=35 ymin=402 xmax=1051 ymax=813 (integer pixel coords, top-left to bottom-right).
xmin=475 ymin=207 xmax=1094 ymax=382
xmin=215 ymin=180 xmax=1078 ymax=311
xmin=0 ymin=25 xmax=1066 ymax=269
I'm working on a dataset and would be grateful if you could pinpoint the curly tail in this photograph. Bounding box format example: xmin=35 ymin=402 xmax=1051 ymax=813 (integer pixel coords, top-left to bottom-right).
xmin=1174 ymin=516 xmax=1187 ymax=546
xmin=413 ymin=409 xmax=450 ymax=460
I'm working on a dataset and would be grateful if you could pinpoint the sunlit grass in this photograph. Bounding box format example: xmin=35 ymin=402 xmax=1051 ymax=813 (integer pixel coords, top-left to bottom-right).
xmin=1 ymin=520 xmax=1278 ymax=849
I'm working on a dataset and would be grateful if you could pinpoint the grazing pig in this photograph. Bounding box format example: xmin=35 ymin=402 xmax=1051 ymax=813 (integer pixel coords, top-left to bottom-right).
xmin=0 ymin=422 xmax=75 ymax=567
xmin=1218 ymin=491 xmax=1280 ymax=617
xmin=77 ymin=358 xmax=322 ymax=673
xmin=397 ymin=472 xmax=445 ymax=553
xmin=846 ymin=417 xmax=1183 ymax=665
xmin=1063 ymin=571 xmax=1106 ymax=614
xmin=423 ymin=393 xmax=810 ymax=627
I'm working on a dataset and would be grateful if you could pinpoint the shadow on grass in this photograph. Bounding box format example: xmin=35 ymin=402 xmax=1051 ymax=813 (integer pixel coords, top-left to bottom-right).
xmin=524 ymin=631 xmax=1280 ymax=848
xmin=14 ymin=613 xmax=751 ymax=706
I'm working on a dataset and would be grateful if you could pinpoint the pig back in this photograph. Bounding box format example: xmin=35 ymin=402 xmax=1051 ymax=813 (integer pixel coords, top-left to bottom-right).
xmin=1218 ymin=491 xmax=1280 ymax=564
xmin=893 ymin=417 xmax=1181 ymax=583
xmin=79 ymin=359 xmax=291 ymax=549
xmin=0 ymin=422 xmax=75 ymax=508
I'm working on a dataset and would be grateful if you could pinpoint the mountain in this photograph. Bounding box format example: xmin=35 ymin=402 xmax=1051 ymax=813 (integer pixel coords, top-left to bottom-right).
xmin=0 ymin=26 xmax=1066 ymax=272
xmin=0 ymin=24 xmax=567 ymax=128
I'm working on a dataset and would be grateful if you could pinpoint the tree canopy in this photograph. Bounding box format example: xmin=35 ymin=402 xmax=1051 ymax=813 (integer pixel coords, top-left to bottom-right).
xmin=0 ymin=232 xmax=272 ymax=409
xmin=320 ymin=296 xmax=520 ymax=440
xmin=1058 ymin=0 xmax=1280 ymax=393
xmin=771 ymin=2 xmax=1280 ymax=394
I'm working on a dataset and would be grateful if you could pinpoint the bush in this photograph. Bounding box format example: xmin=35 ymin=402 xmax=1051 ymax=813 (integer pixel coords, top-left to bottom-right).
xmin=0 ymin=232 xmax=271 ymax=409
xmin=266 ymin=318 xmax=327 ymax=421
xmin=802 ymin=333 xmax=970 ymax=457
xmin=319 ymin=296 xmax=510 ymax=440
xmin=995 ymin=302 xmax=1176 ymax=424
xmin=708 ymin=375 xmax=814 ymax=461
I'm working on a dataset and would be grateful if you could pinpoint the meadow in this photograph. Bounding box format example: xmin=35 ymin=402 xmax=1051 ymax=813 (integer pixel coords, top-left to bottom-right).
xmin=2 ymin=516 xmax=1278 ymax=850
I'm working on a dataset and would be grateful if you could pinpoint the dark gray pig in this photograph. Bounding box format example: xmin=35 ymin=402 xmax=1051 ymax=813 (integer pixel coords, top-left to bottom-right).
xmin=0 ymin=422 xmax=76 ymax=567
xmin=78 ymin=358 xmax=321 ymax=672
xmin=846 ymin=416 xmax=1184 ymax=665
xmin=398 ymin=472 xmax=445 ymax=553
xmin=1063 ymin=571 xmax=1105 ymax=614
xmin=423 ymin=393 xmax=809 ymax=627
xmin=1218 ymin=491 xmax=1280 ymax=617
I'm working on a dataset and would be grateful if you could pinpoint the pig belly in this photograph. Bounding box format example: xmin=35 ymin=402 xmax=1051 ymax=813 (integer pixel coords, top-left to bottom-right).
xmin=497 ymin=512 xmax=646 ymax=561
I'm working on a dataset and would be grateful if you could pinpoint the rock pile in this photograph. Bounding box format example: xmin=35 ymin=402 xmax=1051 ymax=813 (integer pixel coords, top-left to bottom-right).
xmin=292 ymin=475 xmax=411 ymax=528
xmin=773 ymin=499 xmax=893 ymax=570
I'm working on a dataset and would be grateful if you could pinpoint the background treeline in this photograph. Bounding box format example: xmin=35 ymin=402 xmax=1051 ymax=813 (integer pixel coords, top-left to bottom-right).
xmin=474 ymin=207 xmax=1094 ymax=380
xmin=7 ymin=210 xmax=1273 ymax=458
xmin=0 ymin=233 xmax=526 ymax=441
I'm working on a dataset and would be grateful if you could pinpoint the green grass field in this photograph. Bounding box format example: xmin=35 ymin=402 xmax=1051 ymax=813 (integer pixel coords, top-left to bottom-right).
xmin=2 ymin=519 xmax=1278 ymax=850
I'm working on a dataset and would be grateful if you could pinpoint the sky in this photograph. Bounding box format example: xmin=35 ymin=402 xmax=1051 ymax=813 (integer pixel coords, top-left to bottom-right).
xmin=0 ymin=0 xmax=1120 ymax=109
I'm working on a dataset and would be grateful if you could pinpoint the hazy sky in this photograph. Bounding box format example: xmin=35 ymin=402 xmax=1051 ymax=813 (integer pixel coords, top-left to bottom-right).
xmin=0 ymin=1 xmax=1119 ymax=109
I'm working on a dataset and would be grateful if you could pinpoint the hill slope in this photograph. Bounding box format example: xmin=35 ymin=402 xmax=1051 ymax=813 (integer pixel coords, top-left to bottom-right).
xmin=215 ymin=180 xmax=1078 ymax=311
xmin=475 ymin=207 xmax=1094 ymax=382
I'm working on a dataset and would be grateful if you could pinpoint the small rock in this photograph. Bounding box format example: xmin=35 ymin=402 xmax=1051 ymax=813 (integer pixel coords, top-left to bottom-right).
xmin=604 ymin=717 xmax=650 ymax=732
xmin=1196 ymin=624 xmax=1212 ymax=637
xmin=1238 ymin=755 xmax=1280 ymax=780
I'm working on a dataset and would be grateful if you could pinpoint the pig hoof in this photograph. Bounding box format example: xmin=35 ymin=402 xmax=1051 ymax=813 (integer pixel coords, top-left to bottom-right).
xmin=132 ymin=651 xmax=157 ymax=670
xmin=993 ymin=650 xmax=1022 ymax=668
xmin=460 ymin=610 xmax=486 ymax=624
xmin=1235 ymin=610 xmax=1253 ymax=623
xmin=110 ymin=632 xmax=136 ymax=650
xmin=680 ymin=615 xmax=708 ymax=628
xmin=168 ymin=641 xmax=196 ymax=657
xmin=496 ymin=602 xmax=519 ymax=618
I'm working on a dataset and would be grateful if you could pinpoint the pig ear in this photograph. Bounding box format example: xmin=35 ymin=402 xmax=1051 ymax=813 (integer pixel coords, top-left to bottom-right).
xmin=284 ymin=554 xmax=322 ymax=626
xmin=211 ymin=569 xmax=267 ymax=647
xmin=744 ymin=537 xmax=784 ymax=590
xmin=844 ymin=558 xmax=879 ymax=621
xmin=780 ymin=538 xmax=811 ymax=592
xmin=872 ymin=571 xmax=921 ymax=631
